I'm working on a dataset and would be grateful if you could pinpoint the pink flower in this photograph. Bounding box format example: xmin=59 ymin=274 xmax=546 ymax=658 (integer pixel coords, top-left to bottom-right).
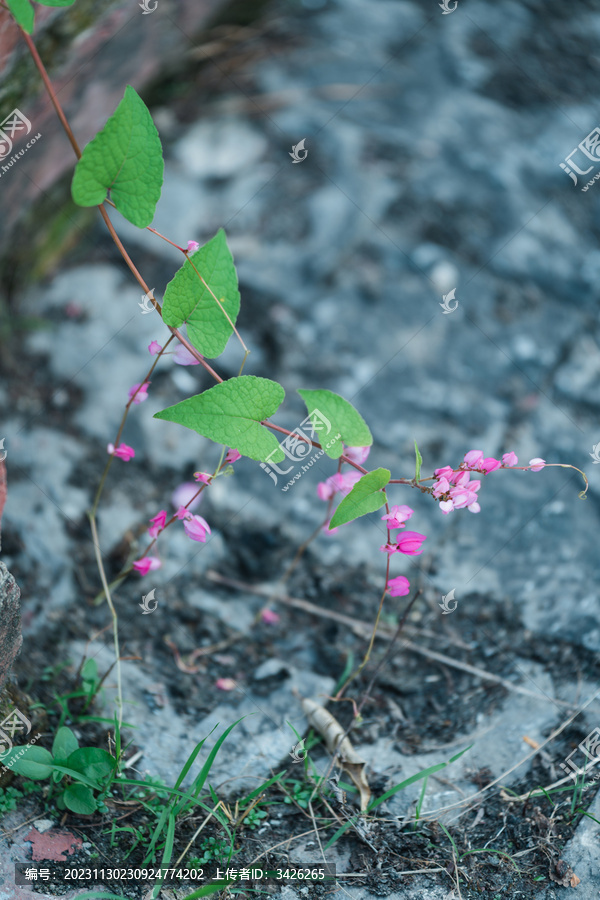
xmin=449 ymin=490 xmax=471 ymax=509
xmin=481 ymin=457 xmax=501 ymax=473
xmin=317 ymin=472 xmax=361 ymax=500
xmin=148 ymin=340 xmax=162 ymax=355
xmin=502 ymin=451 xmax=518 ymax=467
xmin=215 ymin=677 xmax=236 ymax=691
xmin=226 ymin=449 xmax=241 ymax=464
xmin=463 ymin=450 xmax=484 ymax=469
xmin=439 ymin=500 xmax=454 ymax=514
xmin=449 ymin=480 xmax=480 ymax=510
xmin=529 ymin=458 xmax=546 ymax=472
xmin=148 ymin=510 xmax=167 ymax=539
xmin=171 ymin=483 xmax=202 ymax=511
xmin=395 ymin=531 xmax=427 ymax=555
xmin=433 ymin=476 xmax=450 ymax=498
xmin=194 ymin=471 xmax=211 ymax=484
xmin=187 ymin=240 xmax=200 ymax=253
xmin=178 ymin=511 xmax=211 ymax=543
xmin=128 ymin=382 xmax=149 ymax=405
xmin=379 ymin=542 xmax=398 ymax=555
xmin=261 ymin=609 xmax=280 ymax=624
xmin=434 ymin=466 xmax=454 ymax=479
xmin=344 ymin=445 xmax=371 ymax=465
xmin=324 ymin=474 xmax=346 ymax=496
xmin=467 ymin=501 xmax=481 ymax=513
xmin=452 ymin=470 xmax=471 ymax=487
xmin=107 ymin=442 xmax=135 ymax=461
xmin=337 ymin=472 xmax=362 ymax=495
xmin=317 ymin=481 xmax=335 ymax=501
xmin=387 ymin=576 xmax=411 ymax=597
xmin=381 ymin=505 xmax=413 ymax=529
xmin=173 ymin=344 xmax=200 ymax=366
xmin=132 ymin=556 xmax=162 ymax=575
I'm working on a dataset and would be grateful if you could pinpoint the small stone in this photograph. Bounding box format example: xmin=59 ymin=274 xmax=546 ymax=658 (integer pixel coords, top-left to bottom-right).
xmin=253 ymin=659 xmax=290 ymax=680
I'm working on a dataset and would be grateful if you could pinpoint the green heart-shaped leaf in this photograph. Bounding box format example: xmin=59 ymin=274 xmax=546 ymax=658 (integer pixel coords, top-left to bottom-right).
xmin=297 ymin=389 xmax=372 ymax=459
xmin=71 ymin=85 xmax=164 ymax=227
xmin=154 ymin=376 xmax=285 ymax=462
xmin=329 ymin=468 xmax=390 ymax=529
xmin=162 ymin=229 xmax=240 ymax=359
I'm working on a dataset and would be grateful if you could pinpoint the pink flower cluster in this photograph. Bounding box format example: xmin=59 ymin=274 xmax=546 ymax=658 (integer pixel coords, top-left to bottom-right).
xmin=132 ymin=494 xmax=212 ymax=575
xmin=432 ymin=468 xmax=481 ymax=515
xmin=379 ymin=505 xmax=425 ymax=596
xmin=432 ymin=450 xmax=546 ymax=515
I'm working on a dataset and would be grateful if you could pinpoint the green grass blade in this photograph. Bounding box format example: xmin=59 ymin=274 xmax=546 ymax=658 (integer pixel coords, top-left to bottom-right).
xmin=76 ymin=716 xmax=135 ymax=727
xmin=438 ymin=822 xmax=459 ymax=860
xmin=415 ymin=775 xmax=428 ymax=821
xmin=333 ymin=653 xmax=354 ymax=695
xmin=326 ymin=745 xmax=472 ymax=848
xmin=324 ymin=815 xmax=360 ymax=849
xmin=367 ymin=761 xmax=449 ymax=812
xmin=175 ymin=729 xmax=217 ymax=790
xmin=448 ymin=745 xmax=472 ymax=764
xmin=141 ymin=731 xmax=216 ymax=865
xmin=174 ymin=718 xmax=245 ymax=816
xmin=149 ymin=812 xmax=176 ymax=900
xmin=574 ymin=809 xmax=600 ymax=825
xmin=47 ymin=764 xmax=102 ymax=790
xmin=241 ymin=772 xmax=284 ymax=803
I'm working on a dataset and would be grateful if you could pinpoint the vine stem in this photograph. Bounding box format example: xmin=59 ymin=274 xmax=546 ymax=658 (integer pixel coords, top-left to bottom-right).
xmin=96 ymin=206 xmax=225 ymax=383
xmin=88 ymin=513 xmax=123 ymax=725
xmin=20 ymin=29 xmax=82 ymax=159
xmin=92 ymin=448 xmax=230 ymax=604
xmin=90 ymin=334 xmax=176 ymax=518
xmin=334 ymin=541 xmax=391 ymax=700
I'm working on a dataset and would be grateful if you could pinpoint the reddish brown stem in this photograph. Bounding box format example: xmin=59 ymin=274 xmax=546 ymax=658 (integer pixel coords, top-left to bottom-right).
xmin=21 ymin=29 xmax=82 ymax=159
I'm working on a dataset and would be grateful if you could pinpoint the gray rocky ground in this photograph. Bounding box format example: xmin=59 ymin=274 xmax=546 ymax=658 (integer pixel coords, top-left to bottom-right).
xmin=1 ymin=0 xmax=600 ymax=897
